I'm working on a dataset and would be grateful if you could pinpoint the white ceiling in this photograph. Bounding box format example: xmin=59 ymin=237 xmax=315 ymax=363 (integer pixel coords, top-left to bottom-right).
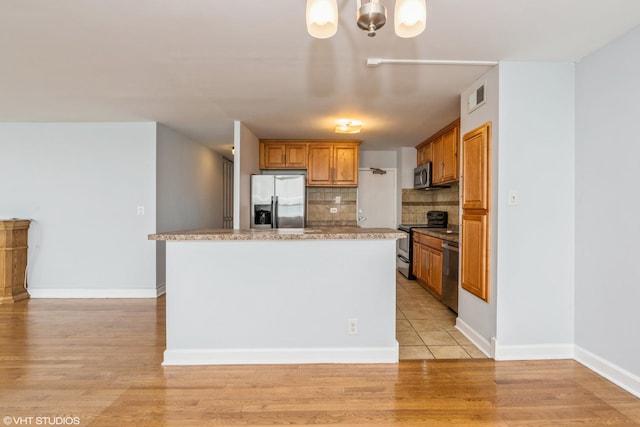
xmin=2 ymin=1 xmax=640 ymax=155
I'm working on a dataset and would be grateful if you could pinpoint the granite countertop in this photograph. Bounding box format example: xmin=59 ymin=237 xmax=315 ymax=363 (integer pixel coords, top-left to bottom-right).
xmin=413 ymin=227 xmax=460 ymax=244
xmin=149 ymin=227 xmax=406 ymax=241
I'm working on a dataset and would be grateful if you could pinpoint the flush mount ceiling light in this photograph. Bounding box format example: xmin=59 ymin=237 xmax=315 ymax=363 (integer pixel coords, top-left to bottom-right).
xmin=306 ymin=0 xmax=426 ymax=39
xmin=335 ymin=119 xmax=363 ymax=134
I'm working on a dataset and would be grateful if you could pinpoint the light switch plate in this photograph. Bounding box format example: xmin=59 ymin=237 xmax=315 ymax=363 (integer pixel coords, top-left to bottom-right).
xmin=508 ymin=191 xmax=519 ymax=206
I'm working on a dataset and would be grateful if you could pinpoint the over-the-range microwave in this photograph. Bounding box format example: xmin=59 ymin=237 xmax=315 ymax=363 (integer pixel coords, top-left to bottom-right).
xmin=413 ymin=162 xmax=450 ymax=190
xmin=413 ymin=162 xmax=433 ymax=189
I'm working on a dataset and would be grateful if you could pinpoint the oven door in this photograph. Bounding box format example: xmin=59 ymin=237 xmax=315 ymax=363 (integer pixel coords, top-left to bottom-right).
xmin=397 ymin=229 xmax=410 ymax=278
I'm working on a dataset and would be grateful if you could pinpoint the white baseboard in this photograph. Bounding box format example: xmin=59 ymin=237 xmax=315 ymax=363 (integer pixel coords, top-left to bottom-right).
xmin=493 ymin=342 xmax=574 ymax=361
xmin=163 ymin=345 xmax=399 ymax=366
xmin=575 ymin=345 xmax=640 ymax=398
xmin=453 ymin=320 xmax=639 ymax=398
xmin=156 ymin=284 xmax=166 ymax=297
xmin=455 ymin=318 xmax=493 ymax=358
xmin=29 ymin=288 xmax=160 ymax=299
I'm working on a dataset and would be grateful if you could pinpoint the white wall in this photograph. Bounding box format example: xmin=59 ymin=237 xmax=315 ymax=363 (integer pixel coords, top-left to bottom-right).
xmin=397 ymin=147 xmax=416 ymax=189
xmin=495 ymin=62 xmax=575 ymax=358
xmin=155 ymin=124 xmax=225 ymax=290
xmin=0 ymin=123 xmax=157 ymax=297
xmin=156 ymin=124 xmax=224 ymax=232
xmin=457 ymin=65 xmax=499 ymax=353
xmin=233 ymin=121 xmax=260 ymax=229
xmin=360 ymin=150 xmax=397 ymax=169
xmin=575 ymin=26 xmax=640 ymax=380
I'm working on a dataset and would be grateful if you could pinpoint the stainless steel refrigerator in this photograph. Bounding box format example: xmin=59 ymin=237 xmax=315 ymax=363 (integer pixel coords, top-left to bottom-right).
xmin=250 ymin=174 xmax=306 ymax=229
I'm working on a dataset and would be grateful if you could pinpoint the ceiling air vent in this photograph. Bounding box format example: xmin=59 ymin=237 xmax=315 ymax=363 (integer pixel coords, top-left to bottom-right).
xmin=468 ymin=82 xmax=486 ymax=113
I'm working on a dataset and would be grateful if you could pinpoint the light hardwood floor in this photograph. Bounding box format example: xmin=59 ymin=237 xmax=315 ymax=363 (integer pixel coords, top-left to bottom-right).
xmin=1 ymin=296 xmax=639 ymax=426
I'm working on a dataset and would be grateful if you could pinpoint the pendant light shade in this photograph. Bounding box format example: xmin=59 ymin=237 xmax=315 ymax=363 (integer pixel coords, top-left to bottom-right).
xmin=306 ymin=0 xmax=339 ymax=39
xmin=394 ymin=0 xmax=426 ymax=38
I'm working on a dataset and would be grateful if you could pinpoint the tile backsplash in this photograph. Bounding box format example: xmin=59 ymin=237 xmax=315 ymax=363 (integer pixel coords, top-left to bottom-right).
xmin=401 ymin=183 xmax=460 ymax=225
xmin=306 ymin=187 xmax=357 ymax=227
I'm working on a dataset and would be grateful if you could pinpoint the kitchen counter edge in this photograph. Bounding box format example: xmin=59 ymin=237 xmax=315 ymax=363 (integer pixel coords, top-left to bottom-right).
xmin=149 ymin=227 xmax=406 ymax=241
xmin=413 ymin=228 xmax=460 ymax=244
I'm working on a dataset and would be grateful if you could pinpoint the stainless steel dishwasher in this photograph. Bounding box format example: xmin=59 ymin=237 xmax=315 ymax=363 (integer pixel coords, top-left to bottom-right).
xmin=441 ymin=240 xmax=459 ymax=313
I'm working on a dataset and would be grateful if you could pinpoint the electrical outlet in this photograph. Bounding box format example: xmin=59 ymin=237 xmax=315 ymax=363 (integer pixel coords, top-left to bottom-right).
xmin=348 ymin=318 xmax=358 ymax=335
xmin=335 ymin=196 xmax=341 ymax=204
xmin=137 ymin=206 xmax=145 ymax=216
xmin=330 ymin=207 xmax=338 ymax=214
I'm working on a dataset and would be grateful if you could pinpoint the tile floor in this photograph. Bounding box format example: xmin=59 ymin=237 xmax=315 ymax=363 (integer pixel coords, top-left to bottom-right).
xmin=396 ymin=272 xmax=487 ymax=360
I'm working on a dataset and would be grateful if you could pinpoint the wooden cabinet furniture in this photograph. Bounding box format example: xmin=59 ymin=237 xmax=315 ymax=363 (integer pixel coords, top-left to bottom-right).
xmin=412 ymin=232 xmax=443 ymax=297
xmin=416 ymin=119 xmax=460 ymax=185
xmin=307 ymin=141 xmax=360 ymax=187
xmin=0 ymin=219 xmax=31 ymax=304
xmin=461 ymin=122 xmax=491 ymax=302
xmin=259 ymin=140 xmax=360 ymax=187
xmin=259 ymin=140 xmax=307 ymax=169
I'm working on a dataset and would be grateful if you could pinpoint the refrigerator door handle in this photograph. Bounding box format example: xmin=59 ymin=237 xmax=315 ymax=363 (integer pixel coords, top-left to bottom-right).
xmin=271 ymin=196 xmax=278 ymax=228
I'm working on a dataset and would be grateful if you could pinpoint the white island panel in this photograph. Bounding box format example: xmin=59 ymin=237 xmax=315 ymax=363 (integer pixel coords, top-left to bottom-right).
xmin=164 ymin=238 xmax=398 ymax=365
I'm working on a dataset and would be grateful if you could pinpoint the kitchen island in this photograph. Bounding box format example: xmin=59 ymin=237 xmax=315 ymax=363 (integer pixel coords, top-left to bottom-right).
xmin=149 ymin=227 xmax=405 ymax=365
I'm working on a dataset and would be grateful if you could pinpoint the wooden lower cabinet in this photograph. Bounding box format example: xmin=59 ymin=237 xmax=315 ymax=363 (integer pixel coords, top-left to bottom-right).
xmin=412 ymin=233 xmax=443 ymax=297
xmin=461 ymin=212 xmax=488 ymax=301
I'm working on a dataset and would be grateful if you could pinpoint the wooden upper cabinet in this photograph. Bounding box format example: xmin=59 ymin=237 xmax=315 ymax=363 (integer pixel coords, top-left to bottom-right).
xmin=307 ymin=144 xmax=333 ymax=185
xmin=333 ymin=144 xmax=359 ymax=185
xmin=417 ymin=143 xmax=432 ymax=167
xmin=462 ymin=123 xmax=491 ymax=210
xmin=416 ymin=119 xmax=460 ymax=184
xmin=439 ymin=125 xmax=459 ymax=183
xmin=307 ymin=141 xmax=360 ymax=187
xmin=259 ymin=141 xmax=307 ymax=169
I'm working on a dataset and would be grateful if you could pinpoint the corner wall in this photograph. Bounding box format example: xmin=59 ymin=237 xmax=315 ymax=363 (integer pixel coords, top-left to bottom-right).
xmin=575 ymin=26 xmax=640 ymax=390
xmin=233 ymin=121 xmax=260 ymax=229
xmin=155 ymin=124 xmax=225 ymax=291
xmin=495 ymin=62 xmax=576 ymax=358
xmin=0 ymin=123 xmax=157 ymax=297
xmin=457 ymin=65 xmax=500 ymax=353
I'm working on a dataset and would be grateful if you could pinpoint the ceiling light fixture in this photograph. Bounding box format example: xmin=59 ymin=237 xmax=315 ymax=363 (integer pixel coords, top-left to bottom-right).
xmin=335 ymin=119 xmax=363 ymax=134
xmin=307 ymin=0 xmax=426 ymax=39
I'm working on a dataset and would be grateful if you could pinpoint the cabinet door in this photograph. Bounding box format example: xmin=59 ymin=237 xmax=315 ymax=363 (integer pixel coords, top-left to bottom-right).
xmin=261 ymin=144 xmax=286 ymax=169
xmin=418 ymin=244 xmax=430 ymax=284
xmin=462 ymin=123 xmax=491 ymax=210
xmin=416 ymin=146 xmax=425 ymax=166
xmin=333 ymin=144 xmax=359 ymax=186
xmin=440 ymin=127 xmax=459 ymax=183
xmin=428 ymin=249 xmax=443 ymax=296
xmin=423 ymin=143 xmax=433 ymax=167
xmin=432 ymin=136 xmax=444 ymax=184
xmin=461 ymin=212 xmax=489 ymax=301
xmin=412 ymin=241 xmax=420 ymax=278
xmin=285 ymin=144 xmax=307 ymax=168
xmin=307 ymin=145 xmax=333 ymax=186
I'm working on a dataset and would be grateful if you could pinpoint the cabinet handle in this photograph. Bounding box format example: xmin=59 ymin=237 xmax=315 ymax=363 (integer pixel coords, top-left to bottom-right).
xmin=282 ymin=153 xmax=286 ymax=165
xmin=441 ymin=161 xmax=445 ymax=179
